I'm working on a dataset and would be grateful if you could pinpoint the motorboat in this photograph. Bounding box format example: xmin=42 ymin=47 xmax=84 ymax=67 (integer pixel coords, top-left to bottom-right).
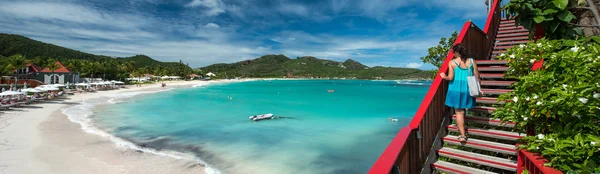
xmin=249 ymin=113 xmax=274 ymax=121
xmin=327 ymin=90 xmax=335 ymax=93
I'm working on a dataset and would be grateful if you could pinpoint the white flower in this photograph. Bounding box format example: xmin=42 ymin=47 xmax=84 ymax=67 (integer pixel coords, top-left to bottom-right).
xmin=592 ymin=142 xmax=597 ymax=146
xmin=524 ymin=117 xmax=528 ymax=121
xmin=548 ymin=138 xmax=555 ymax=142
xmin=579 ymin=98 xmax=588 ymax=104
xmin=537 ymin=43 xmax=542 ymax=47
xmin=533 ymin=95 xmax=538 ymax=99
xmin=562 ymin=84 xmax=568 ymax=88
xmin=530 ymin=59 xmax=535 ymax=63
xmin=510 ymin=54 xmax=516 ymax=59
xmin=526 ymin=97 xmax=530 ymax=101
xmin=536 ymin=101 xmax=542 ymax=105
xmin=513 ymin=96 xmax=518 ymax=102
xmin=519 ymin=44 xmax=525 ymax=48
xmin=500 ymin=53 xmax=506 ymax=57
xmin=537 ymin=134 xmax=545 ymax=139
xmin=594 ymin=93 xmax=600 ymax=99
xmin=575 ymin=114 xmax=582 ymax=119
xmin=536 ymin=146 xmax=540 ymax=150
xmin=571 ymin=46 xmax=579 ymax=52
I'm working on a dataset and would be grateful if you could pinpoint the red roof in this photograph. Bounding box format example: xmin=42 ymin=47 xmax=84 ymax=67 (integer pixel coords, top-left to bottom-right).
xmin=25 ymin=63 xmax=42 ymax=72
xmin=40 ymin=61 xmax=71 ymax=73
xmin=188 ymin=74 xmax=199 ymax=77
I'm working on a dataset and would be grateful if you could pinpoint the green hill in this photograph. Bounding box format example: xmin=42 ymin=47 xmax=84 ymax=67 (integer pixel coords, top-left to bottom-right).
xmin=0 ymin=33 xmax=188 ymax=69
xmin=199 ymin=55 xmax=430 ymax=79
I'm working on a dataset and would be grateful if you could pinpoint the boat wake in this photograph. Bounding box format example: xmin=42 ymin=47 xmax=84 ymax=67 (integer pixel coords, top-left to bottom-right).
xmin=61 ymin=89 xmax=221 ymax=174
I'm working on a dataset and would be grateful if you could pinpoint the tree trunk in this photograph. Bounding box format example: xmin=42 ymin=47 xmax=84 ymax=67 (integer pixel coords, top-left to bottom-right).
xmin=573 ymin=0 xmax=600 ymax=36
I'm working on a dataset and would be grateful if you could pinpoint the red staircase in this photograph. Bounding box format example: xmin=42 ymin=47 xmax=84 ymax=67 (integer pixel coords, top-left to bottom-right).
xmin=432 ymin=18 xmax=528 ymax=173
xmin=491 ymin=20 xmax=531 ymax=59
xmin=367 ymin=0 xmax=562 ymax=173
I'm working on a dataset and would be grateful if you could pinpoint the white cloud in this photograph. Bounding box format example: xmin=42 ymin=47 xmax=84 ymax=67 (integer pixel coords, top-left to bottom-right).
xmin=406 ymin=63 xmax=423 ymax=69
xmin=185 ymin=0 xmax=226 ymax=16
xmin=204 ymin=23 xmax=220 ymax=28
xmin=277 ymin=3 xmax=308 ymax=16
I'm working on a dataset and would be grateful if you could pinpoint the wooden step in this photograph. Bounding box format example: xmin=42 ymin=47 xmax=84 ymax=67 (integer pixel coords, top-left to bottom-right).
xmin=500 ymin=20 xmax=515 ymax=24
xmin=497 ymin=32 xmax=529 ymax=38
xmin=498 ymin=29 xmax=529 ymax=34
xmin=477 ymin=97 xmax=505 ymax=104
xmin=499 ymin=26 xmax=525 ymax=30
xmin=475 ymin=60 xmax=508 ymax=65
xmin=481 ymin=88 xmax=513 ymax=95
xmin=438 ymin=147 xmax=518 ymax=172
xmin=478 ymin=66 xmax=509 ymax=71
xmin=479 ymin=73 xmax=505 ymax=78
xmin=495 ymin=40 xmax=529 ymax=46
xmin=471 ymin=106 xmax=496 ymax=114
xmin=499 ymin=24 xmax=518 ymax=28
xmin=452 ymin=115 xmax=515 ymax=127
xmin=433 ymin=160 xmax=499 ymax=174
xmin=481 ymin=80 xmax=515 ymax=87
xmin=443 ymin=135 xmax=517 ymax=155
xmin=492 ymin=50 xmax=506 ymax=55
xmin=494 ymin=45 xmax=519 ymax=50
xmin=496 ymin=36 xmax=529 ymax=41
xmin=448 ymin=125 xmax=524 ymax=141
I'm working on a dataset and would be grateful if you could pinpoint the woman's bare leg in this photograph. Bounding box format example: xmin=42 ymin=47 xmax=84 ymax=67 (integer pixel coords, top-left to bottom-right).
xmin=455 ymin=108 xmax=467 ymax=139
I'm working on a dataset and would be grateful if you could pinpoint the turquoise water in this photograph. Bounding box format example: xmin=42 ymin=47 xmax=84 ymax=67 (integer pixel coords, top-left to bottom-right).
xmin=92 ymin=80 xmax=430 ymax=174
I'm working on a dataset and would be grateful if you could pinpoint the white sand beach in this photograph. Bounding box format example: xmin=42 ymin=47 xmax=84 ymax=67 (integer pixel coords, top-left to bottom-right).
xmin=0 ymin=80 xmax=248 ymax=174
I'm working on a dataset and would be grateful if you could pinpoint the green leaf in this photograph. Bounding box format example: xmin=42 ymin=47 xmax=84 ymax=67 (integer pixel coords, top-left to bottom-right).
xmin=553 ymin=0 xmax=568 ymax=10
xmin=534 ymin=15 xmax=546 ymax=23
xmin=557 ymin=11 xmax=576 ymax=22
xmin=543 ymin=8 xmax=559 ymax=14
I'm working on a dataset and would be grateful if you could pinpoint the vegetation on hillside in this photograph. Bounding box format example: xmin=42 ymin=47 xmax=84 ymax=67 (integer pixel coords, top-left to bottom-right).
xmin=0 ymin=33 xmax=194 ymax=80
xmin=493 ymin=38 xmax=600 ymax=173
xmin=199 ymin=55 xmax=430 ymax=79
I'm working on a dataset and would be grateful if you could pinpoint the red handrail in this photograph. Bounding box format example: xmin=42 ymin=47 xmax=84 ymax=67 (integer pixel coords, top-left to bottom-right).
xmin=517 ymin=150 xmax=563 ymax=174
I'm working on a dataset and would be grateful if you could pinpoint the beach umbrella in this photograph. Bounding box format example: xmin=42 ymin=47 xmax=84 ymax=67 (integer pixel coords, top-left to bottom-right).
xmin=1 ymin=88 xmax=4 ymax=92
xmin=21 ymin=88 xmax=42 ymax=93
xmin=0 ymin=91 xmax=24 ymax=96
xmin=24 ymin=82 xmax=28 ymax=89
xmin=9 ymin=83 xmax=13 ymax=91
xmin=66 ymin=82 xmax=70 ymax=89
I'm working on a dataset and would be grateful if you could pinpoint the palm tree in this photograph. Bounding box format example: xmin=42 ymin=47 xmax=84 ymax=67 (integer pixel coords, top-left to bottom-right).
xmin=7 ymin=54 xmax=30 ymax=85
xmin=45 ymin=59 xmax=62 ymax=84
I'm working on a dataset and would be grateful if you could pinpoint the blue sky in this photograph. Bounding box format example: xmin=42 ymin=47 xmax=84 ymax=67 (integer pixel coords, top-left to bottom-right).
xmin=0 ymin=0 xmax=489 ymax=69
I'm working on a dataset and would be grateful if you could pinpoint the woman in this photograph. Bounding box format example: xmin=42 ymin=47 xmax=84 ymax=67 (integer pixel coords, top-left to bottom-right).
xmin=440 ymin=44 xmax=483 ymax=142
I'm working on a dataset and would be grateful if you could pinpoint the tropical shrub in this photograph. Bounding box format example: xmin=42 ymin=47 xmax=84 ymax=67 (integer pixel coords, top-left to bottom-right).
xmin=505 ymin=0 xmax=600 ymax=39
xmin=493 ymin=37 xmax=600 ymax=173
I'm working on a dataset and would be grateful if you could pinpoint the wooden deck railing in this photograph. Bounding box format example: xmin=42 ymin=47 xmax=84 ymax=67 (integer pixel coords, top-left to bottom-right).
xmin=368 ymin=1 xmax=503 ymax=173
xmin=517 ymin=150 xmax=563 ymax=174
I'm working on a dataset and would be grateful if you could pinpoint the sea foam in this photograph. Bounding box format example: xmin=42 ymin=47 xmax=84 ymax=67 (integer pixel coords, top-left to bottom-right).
xmin=61 ymin=88 xmax=222 ymax=174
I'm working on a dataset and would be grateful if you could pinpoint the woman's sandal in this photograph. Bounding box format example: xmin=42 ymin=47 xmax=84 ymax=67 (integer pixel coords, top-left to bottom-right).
xmin=457 ymin=135 xmax=468 ymax=142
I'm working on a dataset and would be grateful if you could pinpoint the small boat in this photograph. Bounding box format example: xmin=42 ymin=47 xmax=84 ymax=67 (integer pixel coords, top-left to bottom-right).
xmin=327 ymin=90 xmax=335 ymax=93
xmin=249 ymin=113 xmax=274 ymax=121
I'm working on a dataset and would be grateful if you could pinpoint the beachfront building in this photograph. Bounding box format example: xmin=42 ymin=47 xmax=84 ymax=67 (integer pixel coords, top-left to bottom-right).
xmin=14 ymin=61 xmax=80 ymax=84
xmin=188 ymin=74 xmax=200 ymax=80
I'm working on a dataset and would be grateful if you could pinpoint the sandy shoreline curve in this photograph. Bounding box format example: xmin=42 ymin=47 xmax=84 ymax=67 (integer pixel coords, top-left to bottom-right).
xmin=0 ymin=79 xmax=252 ymax=174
